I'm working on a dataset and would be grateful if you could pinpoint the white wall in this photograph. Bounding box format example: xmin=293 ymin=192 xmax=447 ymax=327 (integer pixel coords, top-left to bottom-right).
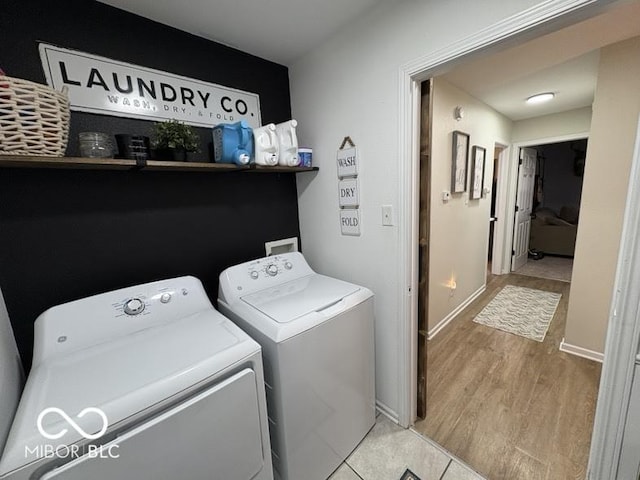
xmin=511 ymin=106 xmax=592 ymax=143
xmin=565 ymin=36 xmax=640 ymax=354
xmin=428 ymin=78 xmax=512 ymax=332
xmin=291 ymin=0 xmax=544 ymax=417
xmin=0 ymin=288 xmax=23 ymax=455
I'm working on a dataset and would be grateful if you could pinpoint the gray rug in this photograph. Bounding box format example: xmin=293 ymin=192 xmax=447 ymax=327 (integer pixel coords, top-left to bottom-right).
xmin=515 ymin=256 xmax=573 ymax=283
xmin=473 ymin=285 xmax=561 ymax=342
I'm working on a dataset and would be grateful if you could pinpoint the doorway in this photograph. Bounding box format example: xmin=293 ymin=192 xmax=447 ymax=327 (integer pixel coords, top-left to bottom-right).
xmin=397 ymin=4 xmax=640 ymax=480
xmin=509 ymin=138 xmax=587 ymax=283
xmin=413 ymin=74 xmax=601 ymax=477
xmin=406 ymin=12 xmax=640 ymax=479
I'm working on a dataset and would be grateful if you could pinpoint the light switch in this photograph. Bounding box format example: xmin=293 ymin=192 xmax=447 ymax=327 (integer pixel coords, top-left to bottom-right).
xmin=382 ymin=205 xmax=393 ymax=226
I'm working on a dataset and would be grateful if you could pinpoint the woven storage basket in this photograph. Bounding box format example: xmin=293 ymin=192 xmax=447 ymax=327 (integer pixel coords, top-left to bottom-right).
xmin=0 ymin=76 xmax=70 ymax=156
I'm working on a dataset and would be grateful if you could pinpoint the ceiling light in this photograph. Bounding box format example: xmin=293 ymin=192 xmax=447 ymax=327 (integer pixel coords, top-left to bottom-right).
xmin=526 ymin=92 xmax=555 ymax=104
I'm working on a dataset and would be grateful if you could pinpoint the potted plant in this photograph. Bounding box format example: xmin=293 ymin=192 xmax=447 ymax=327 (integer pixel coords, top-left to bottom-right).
xmin=152 ymin=119 xmax=200 ymax=161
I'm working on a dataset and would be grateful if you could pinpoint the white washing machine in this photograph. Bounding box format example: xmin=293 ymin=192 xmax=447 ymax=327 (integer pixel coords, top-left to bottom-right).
xmin=218 ymin=252 xmax=375 ymax=480
xmin=0 ymin=276 xmax=273 ymax=480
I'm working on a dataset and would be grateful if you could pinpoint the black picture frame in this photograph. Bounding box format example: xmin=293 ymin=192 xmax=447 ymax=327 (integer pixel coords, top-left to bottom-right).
xmin=470 ymin=145 xmax=486 ymax=200
xmin=452 ymin=131 xmax=470 ymax=193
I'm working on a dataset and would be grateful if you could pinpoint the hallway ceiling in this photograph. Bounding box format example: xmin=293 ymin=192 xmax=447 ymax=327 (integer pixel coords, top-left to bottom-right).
xmin=97 ymin=0 xmax=387 ymax=65
xmin=441 ymin=1 xmax=640 ymax=121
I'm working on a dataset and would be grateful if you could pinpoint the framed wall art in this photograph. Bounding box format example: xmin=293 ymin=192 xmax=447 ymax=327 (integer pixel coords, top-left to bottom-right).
xmin=451 ymin=131 xmax=469 ymax=193
xmin=470 ymin=145 xmax=486 ymax=200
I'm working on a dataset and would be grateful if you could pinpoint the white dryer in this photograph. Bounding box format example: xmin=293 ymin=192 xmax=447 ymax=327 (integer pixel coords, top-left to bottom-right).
xmin=218 ymin=252 xmax=375 ymax=480
xmin=0 ymin=276 xmax=273 ymax=480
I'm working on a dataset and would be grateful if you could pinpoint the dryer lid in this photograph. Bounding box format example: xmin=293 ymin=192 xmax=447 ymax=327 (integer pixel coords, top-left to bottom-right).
xmin=241 ymin=274 xmax=360 ymax=323
xmin=0 ymin=309 xmax=259 ymax=476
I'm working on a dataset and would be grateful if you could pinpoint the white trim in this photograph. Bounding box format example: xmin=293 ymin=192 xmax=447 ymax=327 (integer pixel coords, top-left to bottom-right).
xmin=588 ymin=116 xmax=640 ymax=480
xmin=397 ymin=71 xmax=422 ymax=429
xmin=427 ymin=285 xmax=487 ymax=340
xmin=492 ymin=143 xmax=512 ymax=275
xmin=400 ymin=0 xmax=605 ymax=78
xmin=559 ymin=338 xmax=604 ymax=363
xmin=396 ymin=0 xmax=614 ymax=427
xmin=376 ymin=400 xmax=399 ymax=424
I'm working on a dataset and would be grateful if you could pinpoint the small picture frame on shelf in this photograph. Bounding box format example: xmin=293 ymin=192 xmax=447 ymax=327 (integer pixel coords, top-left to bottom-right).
xmin=451 ymin=131 xmax=469 ymax=193
xmin=470 ymin=145 xmax=485 ymax=200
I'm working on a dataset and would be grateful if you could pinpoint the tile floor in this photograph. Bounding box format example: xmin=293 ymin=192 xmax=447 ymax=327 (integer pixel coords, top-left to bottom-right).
xmin=329 ymin=415 xmax=485 ymax=480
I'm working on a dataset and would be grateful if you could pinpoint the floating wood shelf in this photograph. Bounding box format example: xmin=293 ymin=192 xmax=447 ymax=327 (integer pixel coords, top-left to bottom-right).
xmin=0 ymin=155 xmax=319 ymax=173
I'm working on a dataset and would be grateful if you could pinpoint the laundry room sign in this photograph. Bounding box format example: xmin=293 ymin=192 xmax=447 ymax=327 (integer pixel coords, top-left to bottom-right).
xmin=337 ymin=136 xmax=361 ymax=236
xmin=337 ymin=147 xmax=358 ymax=178
xmin=338 ymin=178 xmax=359 ymax=208
xmin=340 ymin=210 xmax=360 ymax=236
xmin=38 ymin=43 xmax=262 ymax=128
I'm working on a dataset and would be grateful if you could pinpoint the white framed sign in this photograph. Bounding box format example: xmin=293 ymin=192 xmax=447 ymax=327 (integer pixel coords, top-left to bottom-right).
xmin=337 ymin=147 xmax=358 ymax=178
xmin=338 ymin=178 xmax=359 ymax=208
xmin=39 ymin=43 xmax=262 ymax=128
xmin=340 ymin=210 xmax=361 ymax=236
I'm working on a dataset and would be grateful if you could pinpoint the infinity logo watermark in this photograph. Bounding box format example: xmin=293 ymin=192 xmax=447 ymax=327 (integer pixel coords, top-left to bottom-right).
xmin=26 ymin=407 xmax=119 ymax=460
xmin=37 ymin=407 xmax=108 ymax=440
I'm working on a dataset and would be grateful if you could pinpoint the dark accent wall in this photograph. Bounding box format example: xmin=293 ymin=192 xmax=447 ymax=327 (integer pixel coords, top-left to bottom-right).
xmin=537 ymin=140 xmax=587 ymax=213
xmin=0 ymin=0 xmax=298 ymax=369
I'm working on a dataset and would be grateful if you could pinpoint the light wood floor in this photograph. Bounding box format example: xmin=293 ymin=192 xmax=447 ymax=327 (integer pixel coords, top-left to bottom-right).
xmin=414 ymin=274 xmax=602 ymax=480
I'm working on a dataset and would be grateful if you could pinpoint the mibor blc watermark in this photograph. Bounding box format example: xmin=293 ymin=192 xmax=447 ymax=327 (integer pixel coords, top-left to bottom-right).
xmin=25 ymin=407 xmax=120 ymax=460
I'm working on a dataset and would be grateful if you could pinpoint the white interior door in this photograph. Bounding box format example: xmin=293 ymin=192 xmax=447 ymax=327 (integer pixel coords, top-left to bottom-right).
xmin=511 ymin=147 xmax=537 ymax=271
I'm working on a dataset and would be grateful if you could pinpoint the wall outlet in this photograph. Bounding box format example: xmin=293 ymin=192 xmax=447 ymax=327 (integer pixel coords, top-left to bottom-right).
xmin=442 ymin=191 xmax=451 ymax=203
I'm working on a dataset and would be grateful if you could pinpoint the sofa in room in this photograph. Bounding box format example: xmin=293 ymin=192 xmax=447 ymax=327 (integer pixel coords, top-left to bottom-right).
xmin=529 ymin=206 xmax=579 ymax=257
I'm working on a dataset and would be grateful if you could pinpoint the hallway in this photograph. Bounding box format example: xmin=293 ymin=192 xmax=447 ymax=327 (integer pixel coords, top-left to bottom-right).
xmin=414 ymin=274 xmax=601 ymax=479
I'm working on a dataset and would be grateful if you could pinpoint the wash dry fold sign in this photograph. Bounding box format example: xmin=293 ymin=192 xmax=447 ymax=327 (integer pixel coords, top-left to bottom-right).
xmin=39 ymin=44 xmax=262 ymax=128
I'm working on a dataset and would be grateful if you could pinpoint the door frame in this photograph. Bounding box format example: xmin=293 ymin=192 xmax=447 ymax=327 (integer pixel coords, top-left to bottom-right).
xmin=498 ymin=133 xmax=589 ymax=274
xmin=588 ymin=116 xmax=640 ymax=479
xmin=490 ymin=143 xmax=509 ymax=275
xmin=395 ymin=0 xmax=615 ymax=428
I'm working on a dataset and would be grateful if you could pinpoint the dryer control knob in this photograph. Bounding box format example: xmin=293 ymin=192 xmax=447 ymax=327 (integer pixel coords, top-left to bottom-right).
xmin=284 ymin=261 xmax=293 ymax=270
xmin=250 ymin=271 xmax=259 ymax=280
xmin=124 ymin=298 xmax=145 ymax=315
xmin=266 ymin=264 xmax=278 ymax=276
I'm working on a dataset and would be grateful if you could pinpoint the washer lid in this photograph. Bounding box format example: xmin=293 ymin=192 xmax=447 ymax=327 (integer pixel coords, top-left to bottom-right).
xmin=0 ymin=309 xmax=259 ymax=476
xmin=241 ymin=274 xmax=360 ymax=323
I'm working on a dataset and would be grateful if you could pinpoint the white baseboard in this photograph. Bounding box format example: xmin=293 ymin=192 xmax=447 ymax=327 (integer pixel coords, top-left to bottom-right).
xmin=560 ymin=338 xmax=604 ymax=363
xmin=376 ymin=400 xmax=399 ymax=424
xmin=427 ymin=285 xmax=486 ymax=340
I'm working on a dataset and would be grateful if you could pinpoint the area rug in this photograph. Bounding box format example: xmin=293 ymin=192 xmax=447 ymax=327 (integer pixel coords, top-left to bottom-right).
xmin=473 ymin=285 xmax=561 ymax=342
xmin=514 ymin=256 xmax=573 ymax=283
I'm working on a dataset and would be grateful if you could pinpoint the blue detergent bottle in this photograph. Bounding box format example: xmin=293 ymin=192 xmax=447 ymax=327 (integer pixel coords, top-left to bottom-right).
xmin=212 ymin=121 xmax=254 ymax=165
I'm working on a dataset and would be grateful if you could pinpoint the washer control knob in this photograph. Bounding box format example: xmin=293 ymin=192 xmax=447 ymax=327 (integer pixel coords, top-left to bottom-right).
xmin=250 ymin=271 xmax=259 ymax=280
xmin=160 ymin=293 xmax=172 ymax=304
xmin=124 ymin=298 xmax=145 ymax=315
xmin=284 ymin=261 xmax=293 ymax=270
xmin=266 ymin=264 xmax=278 ymax=276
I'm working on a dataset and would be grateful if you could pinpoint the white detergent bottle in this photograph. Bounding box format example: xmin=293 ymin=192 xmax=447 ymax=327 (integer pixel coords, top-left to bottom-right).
xmin=253 ymin=124 xmax=279 ymax=166
xmin=275 ymin=119 xmax=300 ymax=166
